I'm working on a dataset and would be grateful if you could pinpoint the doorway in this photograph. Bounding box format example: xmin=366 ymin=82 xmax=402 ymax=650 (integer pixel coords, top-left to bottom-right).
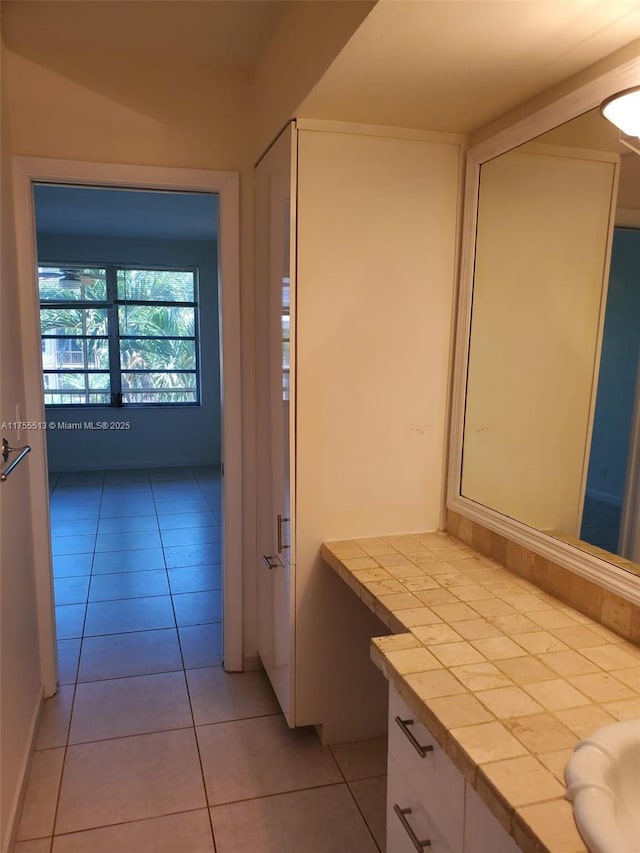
xmin=34 ymin=183 xmax=225 ymax=689
xmin=12 ymin=158 xmax=242 ymax=694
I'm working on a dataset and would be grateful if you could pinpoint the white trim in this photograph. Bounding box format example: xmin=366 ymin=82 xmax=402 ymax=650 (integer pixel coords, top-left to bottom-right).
xmin=2 ymin=688 xmax=43 ymax=853
xmin=449 ymin=494 xmax=640 ymax=601
xmin=11 ymin=157 xmax=243 ymax=681
xmin=448 ymin=57 xmax=640 ymax=605
xmin=295 ymin=117 xmax=467 ymax=146
xmin=471 ymin=55 xmax=640 ymax=163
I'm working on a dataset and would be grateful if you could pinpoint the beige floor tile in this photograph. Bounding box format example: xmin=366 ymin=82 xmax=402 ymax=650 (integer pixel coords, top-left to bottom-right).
xmin=52 ymin=810 xmax=214 ymax=853
xmin=36 ymin=686 xmax=74 ymax=749
xmin=78 ymin=629 xmax=182 ymax=682
xmin=57 ymin=639 xmax=81 ymax=685
xmin=179 ymin=623 xmax=223 ymax=669
xmin=186 ymin=666 xmax=280 ymax=725
xmin=15 ymin=840 xmax=52 ymax=853
xmin=210 ymin=785 xmax=378 ymax=853
xmin=329 ymin=737 xmax=388 ymax=781
xmin=197 ymin=714 xmax=341 ymax=804
xmin=17 ymin=748 xmax=65 ymax=841
xmin=84 ymin=596 xmax=175 ymax=636
xmin=69 ymin=671 xmax=192 ymax=743
xmin=56 ymin=729 xmax=206 ymax=834
xmin=349 ymin=776 xmax=386 ymax=851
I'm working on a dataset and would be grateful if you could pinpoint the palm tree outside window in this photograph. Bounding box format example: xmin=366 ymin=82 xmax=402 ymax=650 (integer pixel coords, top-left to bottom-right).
xmin=39 ymin=265 xmax=200 ymax=406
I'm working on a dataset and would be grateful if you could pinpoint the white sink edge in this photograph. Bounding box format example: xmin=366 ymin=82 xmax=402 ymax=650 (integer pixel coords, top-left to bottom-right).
xmin=565 ymin=719 xmax=640 ymax=853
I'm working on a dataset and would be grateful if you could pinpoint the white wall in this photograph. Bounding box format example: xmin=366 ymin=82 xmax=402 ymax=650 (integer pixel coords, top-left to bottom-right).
xmin=37 ymin=233 xmax=220 ymax=471
xmin=0 ymin=38 xmax=43 ymax=853
xmin=293 ymin=126 xmax=463 ymax=735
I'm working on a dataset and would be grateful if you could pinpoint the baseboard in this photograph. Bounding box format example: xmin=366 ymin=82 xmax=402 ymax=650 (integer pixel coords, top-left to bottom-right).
xmin=2 ymin=686 xmax=43 ymax=853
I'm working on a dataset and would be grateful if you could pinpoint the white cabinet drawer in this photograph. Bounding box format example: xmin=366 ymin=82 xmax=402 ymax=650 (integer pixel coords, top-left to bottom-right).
xmin=388 ymin=754 xmax=453 ymax=853
xmin=464 ymin=786 xmax=520 ymax=853
xmin=388 ymin=688 xmax=464 ymax=853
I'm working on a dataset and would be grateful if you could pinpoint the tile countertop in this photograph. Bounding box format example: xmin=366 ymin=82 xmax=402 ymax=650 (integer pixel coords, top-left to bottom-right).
xmin=321 ymin=531 xmax=640 ymax=853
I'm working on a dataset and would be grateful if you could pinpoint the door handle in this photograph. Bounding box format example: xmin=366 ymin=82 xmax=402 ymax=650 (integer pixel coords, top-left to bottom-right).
xmin=277 ymin=514 xmax=289 ymax=553
xmin=263 ymin=555 xmax=278 ymax=570
xmin=393 ymin=805 xmax=431 ymax=850
xmin=394 ymin=716 xmax=433 ymax=758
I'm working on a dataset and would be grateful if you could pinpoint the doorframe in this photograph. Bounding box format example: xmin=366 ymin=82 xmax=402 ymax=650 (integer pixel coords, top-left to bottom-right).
xmin=12 ymin=157 xmax=243 ymax=694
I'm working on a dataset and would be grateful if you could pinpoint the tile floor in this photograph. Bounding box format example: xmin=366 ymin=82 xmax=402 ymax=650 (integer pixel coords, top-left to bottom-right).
xmin=14 ymin=466 xmax=386 ymax=852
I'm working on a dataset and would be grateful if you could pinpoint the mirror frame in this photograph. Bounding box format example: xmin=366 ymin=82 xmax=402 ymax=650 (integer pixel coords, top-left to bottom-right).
xmin=448 ymin=52 xmax=640 ymax=606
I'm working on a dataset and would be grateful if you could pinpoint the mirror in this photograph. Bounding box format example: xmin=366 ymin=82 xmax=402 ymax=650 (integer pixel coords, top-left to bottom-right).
xmin=460 ymin=103 xmax=640 ymax=579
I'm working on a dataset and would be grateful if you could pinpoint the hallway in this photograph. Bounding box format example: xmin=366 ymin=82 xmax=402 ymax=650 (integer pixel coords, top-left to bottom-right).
xmin=14 ymin=467 xmax=385 ymax=852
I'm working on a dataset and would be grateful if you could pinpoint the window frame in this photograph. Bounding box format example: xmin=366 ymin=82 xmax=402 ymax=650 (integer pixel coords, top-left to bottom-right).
xmin=39 ymin=262 xmax=201 ymax=408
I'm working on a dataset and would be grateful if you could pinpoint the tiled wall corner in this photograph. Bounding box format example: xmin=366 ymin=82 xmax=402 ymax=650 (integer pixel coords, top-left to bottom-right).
xmin=446 ymin=511 xmax=640 ymax=646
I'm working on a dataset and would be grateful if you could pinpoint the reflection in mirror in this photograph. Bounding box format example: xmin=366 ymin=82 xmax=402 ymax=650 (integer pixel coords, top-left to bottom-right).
xmin=461 ymin=105 xmax=640 ymax=577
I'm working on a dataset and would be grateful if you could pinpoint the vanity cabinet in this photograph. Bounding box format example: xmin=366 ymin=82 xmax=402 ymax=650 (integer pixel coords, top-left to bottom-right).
xmin=387 ymin=687 xmax=520 ymax=853
xmin=255 ymin=121 xmax=464 ymax=739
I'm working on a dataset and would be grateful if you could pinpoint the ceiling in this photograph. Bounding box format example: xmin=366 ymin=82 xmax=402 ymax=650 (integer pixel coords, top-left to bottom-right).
xmin=1 ymin=0 xmax=289 ymax=67
xmin=3 ymin=0 xmax=640 ymax=138
xmin=34 ymin=185 xmax=218 ymax=241
xmin=299 ymin=0 xmax=640 ymax=133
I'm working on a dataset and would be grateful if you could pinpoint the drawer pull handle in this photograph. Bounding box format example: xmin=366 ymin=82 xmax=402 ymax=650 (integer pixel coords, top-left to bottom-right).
xmin=263 ymin=555 xmax=278 ymax=570
xmin=393 ymin=804 xmax=431 ymax=850
xmin=395 ymin=716 xmax=433 ymax=758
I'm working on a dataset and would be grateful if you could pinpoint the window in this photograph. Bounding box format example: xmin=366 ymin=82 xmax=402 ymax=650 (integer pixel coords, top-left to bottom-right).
xmin=39 ymin=265 xmax=199 ymax=406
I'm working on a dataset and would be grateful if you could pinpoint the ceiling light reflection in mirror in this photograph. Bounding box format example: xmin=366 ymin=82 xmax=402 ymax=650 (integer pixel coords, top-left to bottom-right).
xmin=461 ymin=105 xmax=640 ymax=577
